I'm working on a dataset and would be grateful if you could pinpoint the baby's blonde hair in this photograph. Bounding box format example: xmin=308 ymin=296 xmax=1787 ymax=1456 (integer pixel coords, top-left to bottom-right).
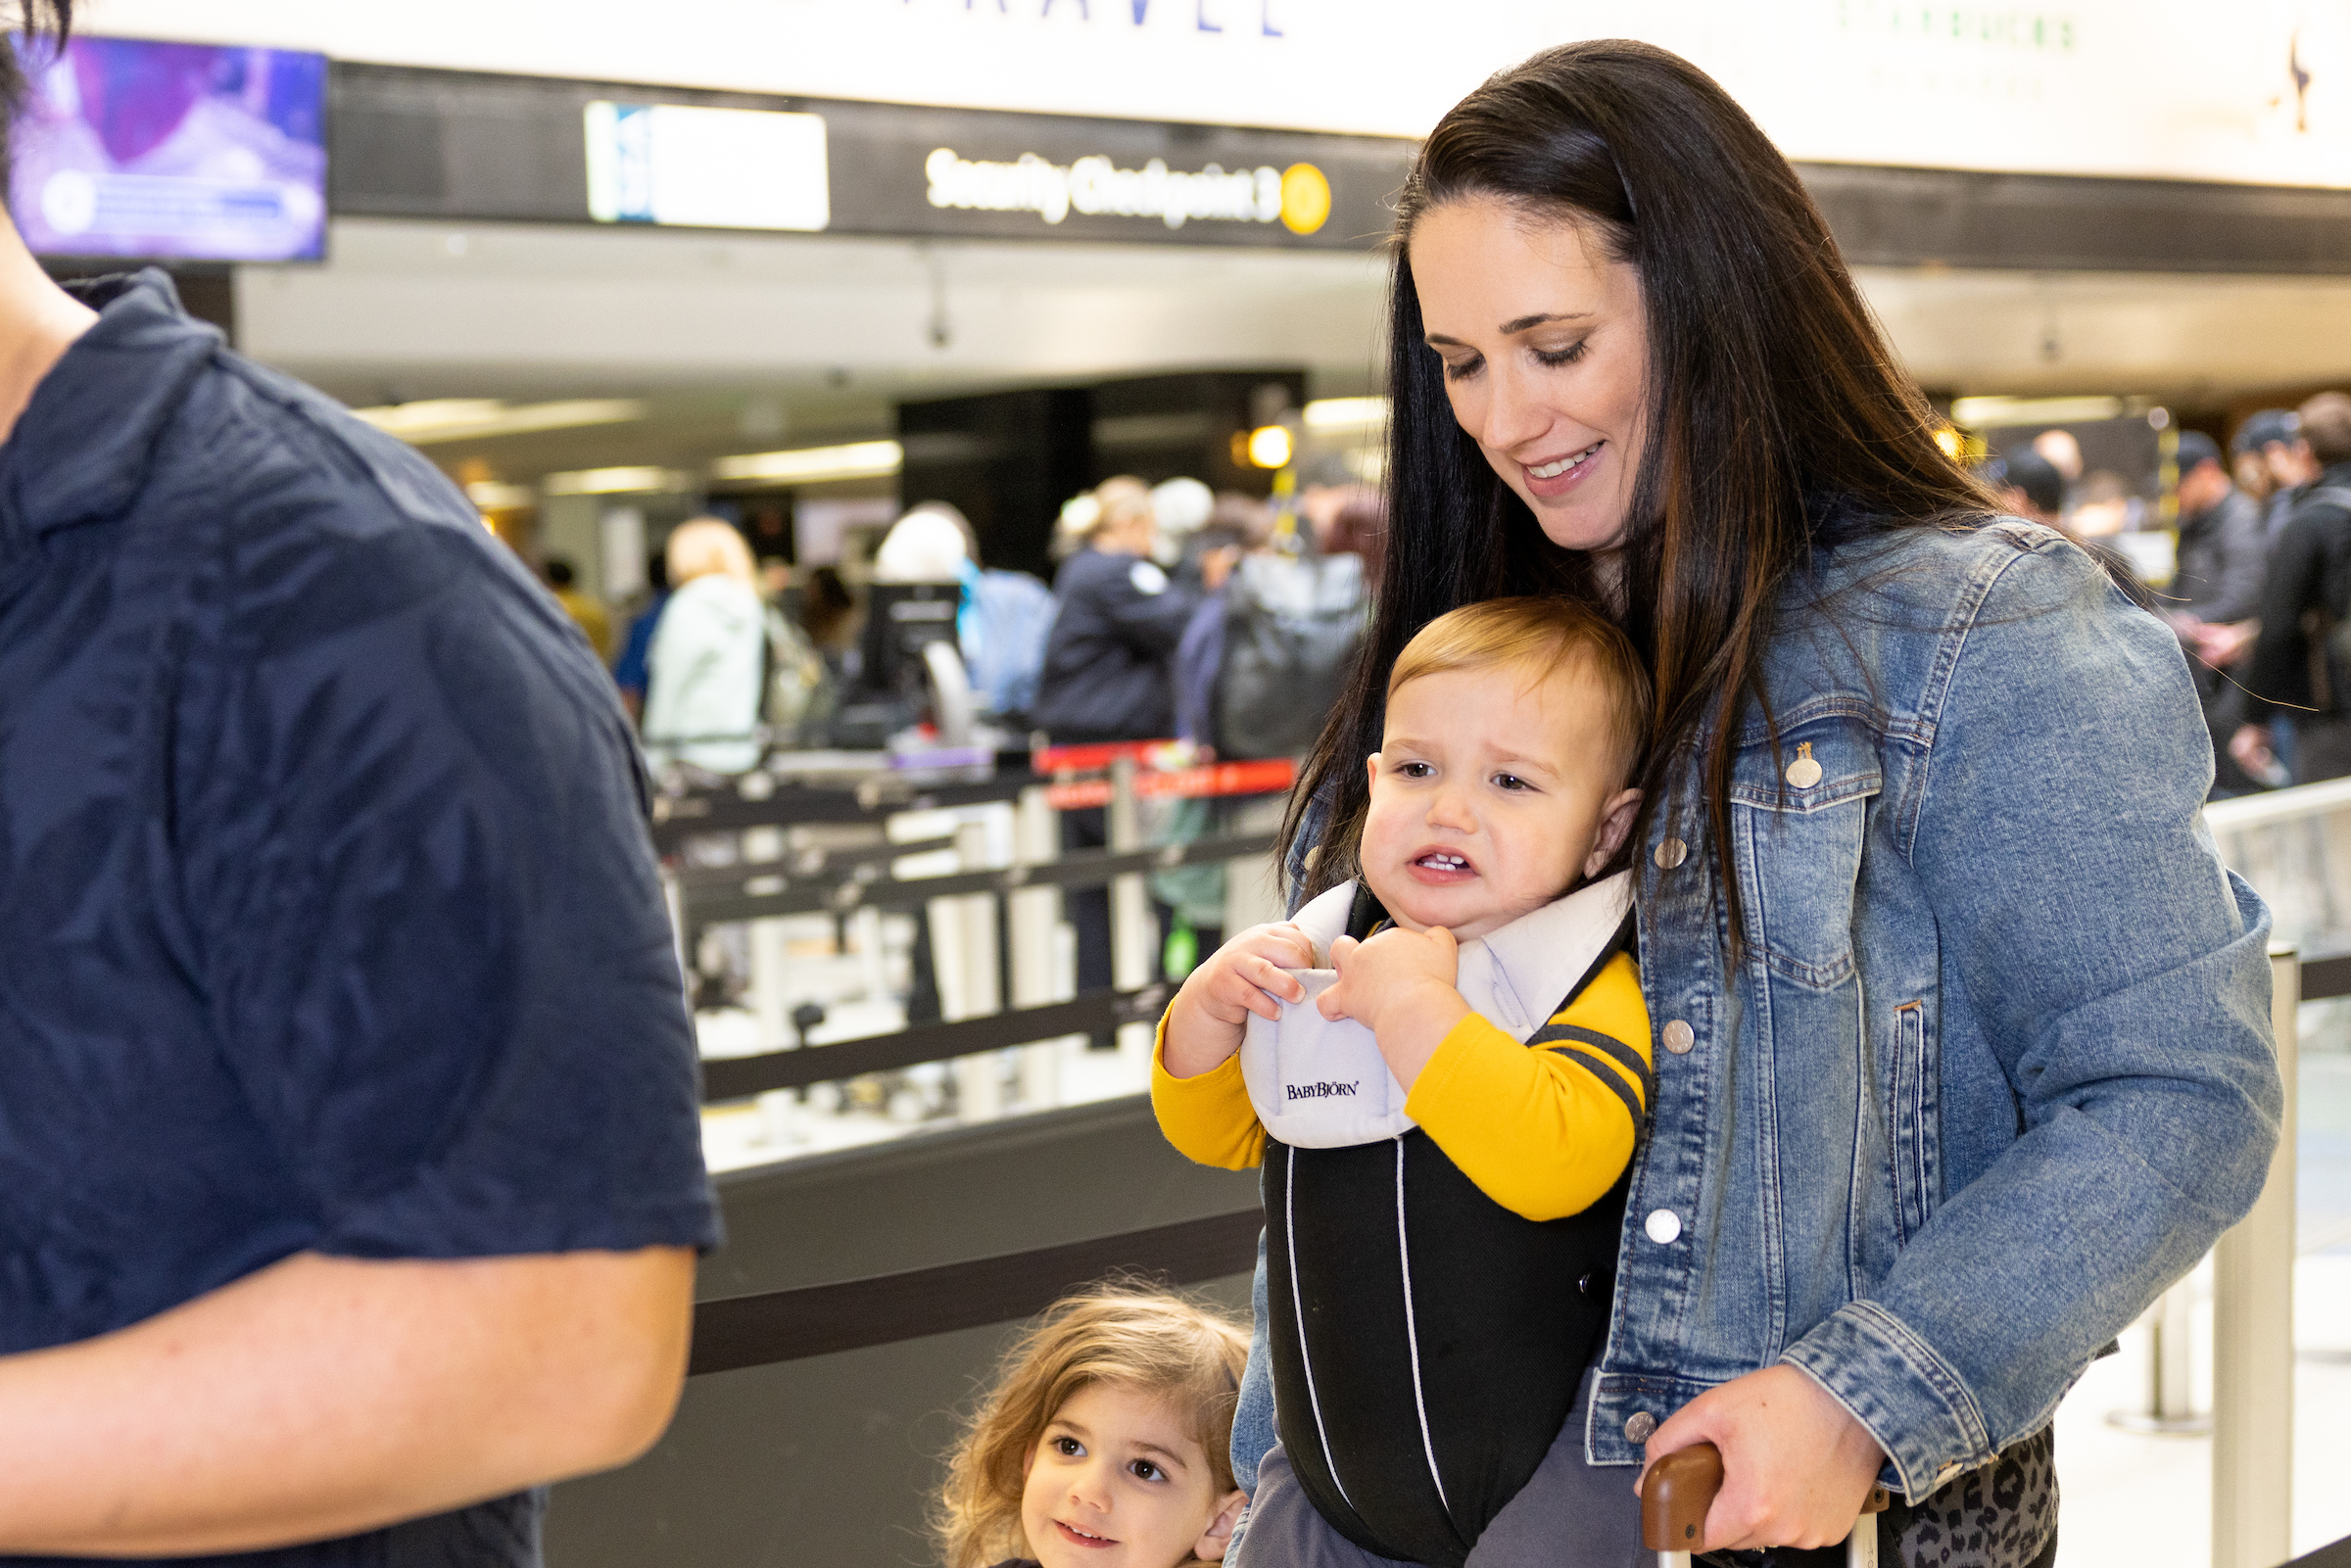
xmin=936 ymin=1283 xmax=1249 ymax=1568
xmin=1389 ymin=595 xmax=1651 ymax=779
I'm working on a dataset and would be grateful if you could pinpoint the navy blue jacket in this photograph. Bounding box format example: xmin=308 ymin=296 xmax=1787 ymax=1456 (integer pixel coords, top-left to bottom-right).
xmin=0 ymin=273 xmax=717 ymax=1566
xmin=1032 ymin=546 xmax=1195 ymax=743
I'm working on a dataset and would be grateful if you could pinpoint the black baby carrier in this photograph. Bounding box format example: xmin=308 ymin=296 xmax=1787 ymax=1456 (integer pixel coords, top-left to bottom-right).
xmin=1262 ymin=887 xmax=1636 ymax=1568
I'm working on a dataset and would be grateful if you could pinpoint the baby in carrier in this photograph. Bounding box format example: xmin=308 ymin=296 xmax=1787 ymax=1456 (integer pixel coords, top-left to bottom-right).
xmin=1154 ymin=596 xmax=1655 ymax=1568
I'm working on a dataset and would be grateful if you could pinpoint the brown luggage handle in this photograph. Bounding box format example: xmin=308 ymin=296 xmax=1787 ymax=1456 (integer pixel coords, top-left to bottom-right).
xmin=1641 ymin=1443 xmax=1891 ymax=1568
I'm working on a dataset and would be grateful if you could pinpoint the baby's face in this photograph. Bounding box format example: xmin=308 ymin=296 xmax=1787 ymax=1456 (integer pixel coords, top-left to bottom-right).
xmin=1361 ymin=659 xmax=1637 ymax=942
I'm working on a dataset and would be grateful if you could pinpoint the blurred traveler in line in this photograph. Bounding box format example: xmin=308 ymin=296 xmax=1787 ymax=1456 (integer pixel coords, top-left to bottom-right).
xmin=0 ymin=6 xmax=714 ymax=1558
xmin=544 ymin=555 xmax=614 ymax=664
xmin=879 ymin=500 xmax=1057 ymax=726
xmin=610 ymin=548 xmax=669 ymax=723
xmin=644 ymin=517 xmax=768 ymax=776
xmin=2233 ymin=393 xmax=2351 ymax=784
xmin=1318 ymin=487 xmax=1389 ymax=599
xmin=2032 ymin=427 xmax=2085 ymax=489
xmin=1152 ymin=475 xmax=1216 ymax=577
xmin=1156 ymin=502 xmax=1270 ymax=975
xmin=2164 ymin=431 xmax=2271 ymax=794
xmin=1990 ymin=448 xmax=2152 ymax=607
xmin=2235 ymin=408 xmax=2322 ymax=541
xmin=1034 ymin=476 xmax=1197 ymax=1006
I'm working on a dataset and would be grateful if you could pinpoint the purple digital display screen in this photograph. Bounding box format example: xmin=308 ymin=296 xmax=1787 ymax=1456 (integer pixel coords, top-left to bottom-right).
xmin=9 ymin=34 xmax=327 ymax=262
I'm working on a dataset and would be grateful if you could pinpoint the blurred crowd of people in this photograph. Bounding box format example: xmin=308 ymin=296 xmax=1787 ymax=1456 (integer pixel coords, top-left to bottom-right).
xmin=1978 ymin=391 xmax=2351 ymax=798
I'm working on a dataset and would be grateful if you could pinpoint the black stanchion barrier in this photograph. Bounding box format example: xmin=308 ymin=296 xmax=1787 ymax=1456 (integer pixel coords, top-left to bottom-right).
xmin=688 ymin=1207 xmax=1263 ymax=1374
xmin=650 ymin=772 xmax=1032 ymax=850
xmin=700 ymin=981 xmax=1172 ymax=1099
xmin=680 ymin=831 xmax=1275 ymax=930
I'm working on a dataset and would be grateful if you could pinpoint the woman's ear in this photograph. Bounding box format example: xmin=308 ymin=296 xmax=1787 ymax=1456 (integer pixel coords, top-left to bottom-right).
xmin=1193 ymin=1489 xmax=1249 ymax=1562
xmin=1583 ymin=786 xmax=1644 ymax=879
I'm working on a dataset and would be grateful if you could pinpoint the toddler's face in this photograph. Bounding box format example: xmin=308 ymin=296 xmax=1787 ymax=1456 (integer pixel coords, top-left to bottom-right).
xmin=1360 ymin=658 xmax=1639 ymax=942
xmin=1021 ymin=1381 xmax=1243 ymax=1568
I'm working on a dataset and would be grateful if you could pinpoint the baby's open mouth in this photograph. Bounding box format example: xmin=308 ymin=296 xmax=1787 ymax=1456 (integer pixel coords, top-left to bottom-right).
xmin=1414 ymin=852 xmax=1472 ymax=873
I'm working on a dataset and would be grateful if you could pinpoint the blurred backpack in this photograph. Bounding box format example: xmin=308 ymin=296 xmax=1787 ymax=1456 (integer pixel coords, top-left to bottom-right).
xmin=762 ymin=604 xmax=835 ymax=743
xmin=1215 ymin=546 xmax=1367 ymax=759
xmin=961 ymin=566 xmax=1057 ymax=720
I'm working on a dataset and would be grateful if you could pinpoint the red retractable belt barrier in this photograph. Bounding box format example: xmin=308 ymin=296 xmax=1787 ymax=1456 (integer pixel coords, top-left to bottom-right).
xmin=1032 ymin=739 xmax=1174 ymax=774
xmin=1043 ymin=758 xmax=1295 ymax=811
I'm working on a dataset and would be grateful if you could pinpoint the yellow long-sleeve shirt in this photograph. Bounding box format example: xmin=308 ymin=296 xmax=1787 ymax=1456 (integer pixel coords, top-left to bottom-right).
xmin=1151 ymin=951 xmax=1653 ymax=1222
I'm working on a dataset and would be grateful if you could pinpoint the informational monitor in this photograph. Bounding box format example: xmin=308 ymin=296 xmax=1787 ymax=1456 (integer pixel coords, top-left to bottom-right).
xmin=9 ymin=33 xmax=327 ymax=262
xmin=585 ymin=101 xmax=830 ymax=231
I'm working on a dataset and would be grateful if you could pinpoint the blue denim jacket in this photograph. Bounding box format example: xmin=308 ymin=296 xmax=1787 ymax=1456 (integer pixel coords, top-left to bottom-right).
xmin=1235 ymin=518 xmax=2282 ymax=1502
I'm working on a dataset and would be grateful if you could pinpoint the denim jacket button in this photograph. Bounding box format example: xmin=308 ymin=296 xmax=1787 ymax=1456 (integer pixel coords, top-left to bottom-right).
xmin=1654 ymin=836 xmax=1689 ymax=870
xmin=1624 ymin=1410 xmax=1658 ymax=1444
xmin=1645 ymin=1209 xmax=1684 ymax=1244
xmin=1662 ymin=1020 xmax=1695 ymax=1055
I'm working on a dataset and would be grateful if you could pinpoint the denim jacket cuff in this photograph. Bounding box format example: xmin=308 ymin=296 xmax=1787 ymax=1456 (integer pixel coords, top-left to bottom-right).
xmin=1779 ymin=1300 xmax=1992 ymax=1499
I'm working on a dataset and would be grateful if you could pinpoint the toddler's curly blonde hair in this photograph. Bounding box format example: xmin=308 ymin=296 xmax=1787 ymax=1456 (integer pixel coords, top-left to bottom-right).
xmin=936 ymin=1282 xmax=1249 ymax=1568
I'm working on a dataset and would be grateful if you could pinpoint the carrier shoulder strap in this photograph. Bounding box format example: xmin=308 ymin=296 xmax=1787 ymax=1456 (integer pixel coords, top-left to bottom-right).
xmin=1524 ymin=903 xmax=1651 ymax=1133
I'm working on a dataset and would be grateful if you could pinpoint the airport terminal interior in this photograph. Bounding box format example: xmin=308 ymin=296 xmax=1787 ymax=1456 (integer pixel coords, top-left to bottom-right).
xmin=18 ymin=1 xmax=2351 ymax=1565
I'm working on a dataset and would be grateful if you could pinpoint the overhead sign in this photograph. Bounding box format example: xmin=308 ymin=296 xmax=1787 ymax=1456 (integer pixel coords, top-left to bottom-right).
xmin=585 ymin=102 xmax=829 ymax=230
xmin=923 ymin=148 xmax=1330 ymax=234
xmin=83 ymin=0 xmax=2351 ymax=190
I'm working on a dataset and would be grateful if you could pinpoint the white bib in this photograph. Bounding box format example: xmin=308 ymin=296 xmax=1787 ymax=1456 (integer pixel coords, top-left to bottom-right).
xmin=1239 ymin=870 xmax=1634 ymax=1149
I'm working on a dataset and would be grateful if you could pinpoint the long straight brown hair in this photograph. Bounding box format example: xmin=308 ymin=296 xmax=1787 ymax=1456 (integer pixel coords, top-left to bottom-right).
xmin=1284 ymin=39 xmax=1994 ymax=923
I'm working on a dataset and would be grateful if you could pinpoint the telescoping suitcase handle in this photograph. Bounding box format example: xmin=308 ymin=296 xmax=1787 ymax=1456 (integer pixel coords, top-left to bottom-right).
xmin=1641 ymin=1443 xmax=1892 ymax=1568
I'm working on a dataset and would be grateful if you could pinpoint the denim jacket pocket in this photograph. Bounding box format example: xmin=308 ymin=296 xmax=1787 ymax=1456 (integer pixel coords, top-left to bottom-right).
xmin=1889 ymin=1000 xmax=1941 ymax=1246
xmin=1730 ymin=718 xmax=1882 ymax=988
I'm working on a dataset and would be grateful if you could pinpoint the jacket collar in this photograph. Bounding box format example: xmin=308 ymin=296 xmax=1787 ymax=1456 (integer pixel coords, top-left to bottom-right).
xmin=0 ymin=269 xmax=219 ymax=564
xmin=1291 ymin=869 xmax=1635 ymax=1036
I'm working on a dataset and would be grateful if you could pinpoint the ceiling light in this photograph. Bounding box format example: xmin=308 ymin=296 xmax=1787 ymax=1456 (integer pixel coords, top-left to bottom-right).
xmin=350 ymin=398 xmax=647 ymax=445
xmin=464 ymin=480 xmax=537 ymax=510
xmin=710 ymin=440 xmax=904 ymax=486
xmin=1303 ymin=397 xmax=1388 ymax=430
xmin=1246 ymin=425 xmax=1294 ymax=469
xmin=1949 ymin=396 xmax=2126 ymax=430
xmin=542 ymin=466 xmax=691 ymax=496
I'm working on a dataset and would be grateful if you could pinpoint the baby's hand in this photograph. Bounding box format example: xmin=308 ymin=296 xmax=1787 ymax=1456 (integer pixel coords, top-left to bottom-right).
xmin=1319 ymin=926 xmax=1470 ymax=1092
xmin=1163 ymin=923 xmax=1318 ymax=1077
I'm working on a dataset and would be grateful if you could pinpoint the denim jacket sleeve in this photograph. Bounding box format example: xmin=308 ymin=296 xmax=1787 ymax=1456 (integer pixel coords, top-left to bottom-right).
xmin=1778 ymin=533 xmax=2284 ymax=1497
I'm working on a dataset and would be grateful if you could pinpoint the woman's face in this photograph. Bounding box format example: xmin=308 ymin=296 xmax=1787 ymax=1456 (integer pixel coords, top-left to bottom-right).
xmin=1409 ymin=195 xmax=1650 ymax=555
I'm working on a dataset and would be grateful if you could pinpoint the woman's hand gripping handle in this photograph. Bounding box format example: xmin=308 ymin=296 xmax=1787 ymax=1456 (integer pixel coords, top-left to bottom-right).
xmin=1641 ymin=1440 xmax=1890 ymax=1568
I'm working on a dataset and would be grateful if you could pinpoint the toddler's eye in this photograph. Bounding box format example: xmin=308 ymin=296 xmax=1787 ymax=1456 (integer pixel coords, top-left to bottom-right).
xmin=1053 ymin=1437 xmax=1084 ymax=1457
xmin=1128 ymin=1459 xmax=1165 ymax=1483
xmin=1395 ymin=761 xmax=1433 ymax=779
xmin=1492 ymin=773 xmax=1531 ymax=791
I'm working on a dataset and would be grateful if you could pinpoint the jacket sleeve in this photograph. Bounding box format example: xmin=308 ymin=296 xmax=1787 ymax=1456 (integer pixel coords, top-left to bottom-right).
xmin=1150 ymin=1015 xmax=1266 ymax=1170
xmin=2239 ymin=510 xmax=2326 ymax=723
xmin=1106 ymin=565 xmax=1199 ymax=657
xmin=1405 ymin=952 xmax=1653 ymax=1221
xmin=1778 ymin=538 xmax=2282 ymax=1498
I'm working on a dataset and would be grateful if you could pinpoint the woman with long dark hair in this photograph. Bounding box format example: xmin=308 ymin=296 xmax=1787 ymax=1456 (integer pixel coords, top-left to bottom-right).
xmin=1224 ymin=40 xmax=2280 ymax=1568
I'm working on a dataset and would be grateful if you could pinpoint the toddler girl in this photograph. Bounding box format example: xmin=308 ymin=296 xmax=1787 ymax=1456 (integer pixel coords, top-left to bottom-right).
xmin=936 ymin=1284 xmax=1251 ymax=1568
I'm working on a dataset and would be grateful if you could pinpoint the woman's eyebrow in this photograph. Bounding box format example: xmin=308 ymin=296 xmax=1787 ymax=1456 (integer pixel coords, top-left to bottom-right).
xmin=1424 ymin=311 xmax=1594 ymax=348
xmin=1499 ymin=309 xmax=1592 ymax=334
